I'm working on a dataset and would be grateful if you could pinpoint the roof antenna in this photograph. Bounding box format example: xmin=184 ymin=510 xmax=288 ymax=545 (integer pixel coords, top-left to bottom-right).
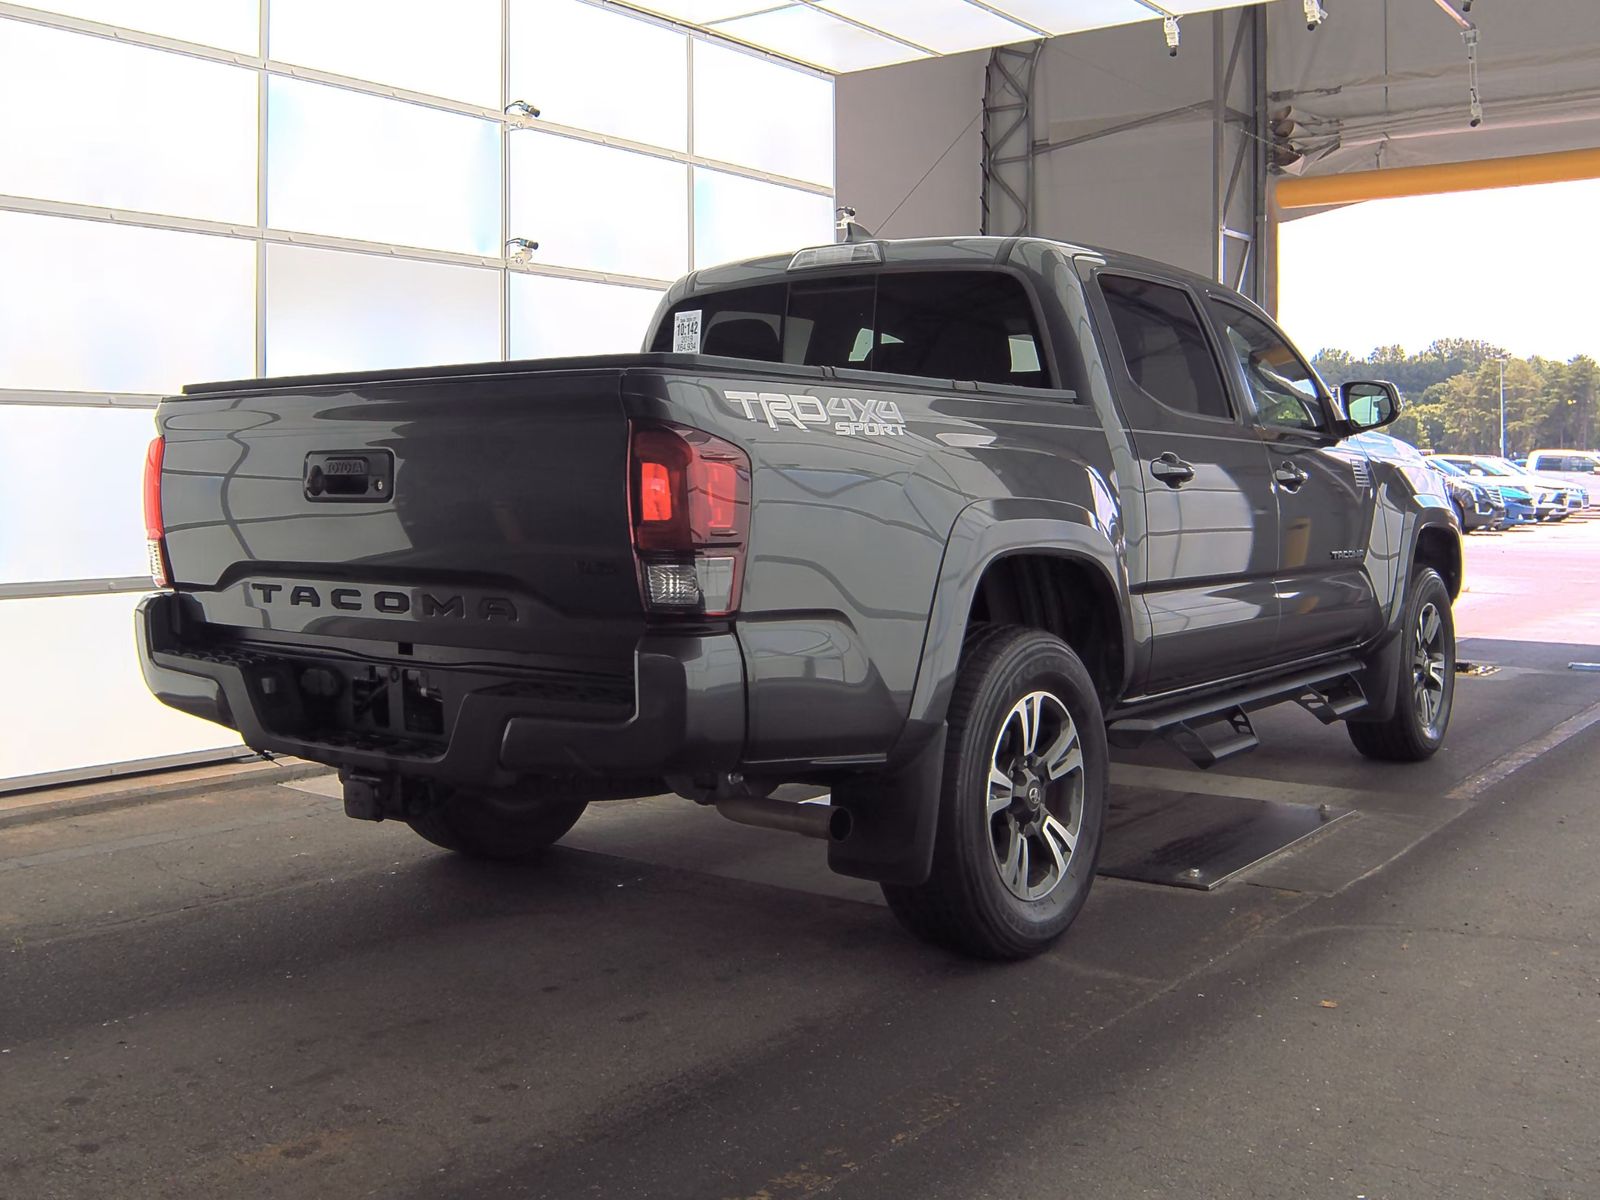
xmin=835 ymin=206 xmax=875 ymax=244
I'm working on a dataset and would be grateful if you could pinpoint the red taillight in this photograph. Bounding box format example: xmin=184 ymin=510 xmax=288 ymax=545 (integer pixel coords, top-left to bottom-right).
xmin=629 ymin=424 xmax=750 ymax=616
xmin=639 ymin=461 xmax=674 ymax=524
xmin=700 ymin=460 xmax=739 ymax=535
xmin=143 ymin=435 xmax=170 ymax=588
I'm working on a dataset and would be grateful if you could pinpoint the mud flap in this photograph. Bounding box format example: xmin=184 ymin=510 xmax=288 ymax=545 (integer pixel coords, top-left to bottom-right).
xmin=826 ymin=725 xmax=946 ymax=886
xmin=1347 ymin=629 xmax=1403 ymax=724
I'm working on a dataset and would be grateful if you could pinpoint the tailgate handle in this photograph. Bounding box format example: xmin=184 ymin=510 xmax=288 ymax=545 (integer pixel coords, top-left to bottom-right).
xmin=304 ymin=450 xmax=394 ymax=502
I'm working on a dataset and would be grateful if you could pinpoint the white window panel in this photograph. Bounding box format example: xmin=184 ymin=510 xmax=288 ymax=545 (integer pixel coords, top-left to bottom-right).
xmin=693 ymin=167 xmax=834 ymax=269
xmin=0 ymin=593 xmax=239 ymax=784
xmin=0 ymin=406 xmax=153 ymax=585
xmin=0 ymin=212 xmax=254 ymax=395
xmin=707 ymin=5 xmax=928 ymax=72
xmin=693 ymin=41 xmax=833 ymax=186
xmin=269 ymin=0 xmax=500 ymax=107
xmin=509 ymin=275 xmax=663 ymax=360
xmin=815 ymin=0 xmax=1039 ymax=55
xmin=267 ymin=77 xmax=501 ymax=255
xmin=24 ymin=0 xmax=259 ymax=53
xmin=508 ymin=134 xmax=688 ymax=280
xmin=0 ymin=22 xmax=256 ymax=224
xmin=1161 ymin=0 xmax=1258 ymax=12
xmin=627 ymin=2 xmax=777 ymax=20
xmin=981 ymin=0 xmax=1154 ymax=35
xmin=265 ymin=244 xmax=500 ymax=377
xmin=510 ymin=0 xmax=687 ymax=151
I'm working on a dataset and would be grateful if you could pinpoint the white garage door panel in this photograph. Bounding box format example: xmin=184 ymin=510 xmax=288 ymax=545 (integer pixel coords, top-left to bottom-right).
xmin=266 ymin=77 xmax=502 ymax=256
xmin=0 ymin=21 xmax=258 ymax=225
xmin=29 ymin=0 xmax=259 ymax=53
xmin=0 ymin=407 xmax=154 ymax=586
xmin=509 ymin=134 xmax=689 ymax=280
xmin=270 ymin=0 xmax=501 ymax=107
xmin=692 ymin=167 xmax=836 ymax=269
xmin=508 ymin=276 xmax=663 ymax=359
xmin=265 ymin=244 xmax=502 ymax=378
xmin=0 ymin=212 xmax=255 ymax=396
xmin=511 ymin=0 xmax=688 ymax=151
xmin=0 ymin=593 xmax=240 ymax=785
xmin=693 ymin=40 xmax=834 ymax=186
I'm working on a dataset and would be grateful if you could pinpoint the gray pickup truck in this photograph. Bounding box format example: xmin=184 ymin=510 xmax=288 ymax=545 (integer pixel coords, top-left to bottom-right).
xmin=138 ymin=235 xmax=1460 ymax=959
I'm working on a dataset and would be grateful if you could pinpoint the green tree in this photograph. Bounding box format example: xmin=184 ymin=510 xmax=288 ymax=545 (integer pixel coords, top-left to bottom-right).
xmin=1308 ymin=341 xmax=1594 ymax=455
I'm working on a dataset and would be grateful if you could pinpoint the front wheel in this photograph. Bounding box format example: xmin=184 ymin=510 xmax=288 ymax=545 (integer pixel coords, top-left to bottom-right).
xmin=408 ymin=788 xmax=588 ymax=860
xmin=1347 ymin=567 xmax=1456 ymax=762
xmin=883 ymin=626 xmax=1108 ymax=960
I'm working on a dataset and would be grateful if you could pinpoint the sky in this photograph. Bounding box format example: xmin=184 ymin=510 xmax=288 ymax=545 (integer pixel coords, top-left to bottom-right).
xmin=1276 ymin=176 xmax=1600 ymax=363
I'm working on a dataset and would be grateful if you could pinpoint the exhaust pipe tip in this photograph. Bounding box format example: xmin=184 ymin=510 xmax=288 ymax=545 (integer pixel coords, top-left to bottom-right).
xmin=715 ymin=793 xmax=853 ymax=842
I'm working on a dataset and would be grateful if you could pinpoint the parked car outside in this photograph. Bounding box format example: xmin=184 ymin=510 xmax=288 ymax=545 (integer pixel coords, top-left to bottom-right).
xmin=1426 ymin=456 xmax=1533 ymax=527
xmin=1362 ymin=434 xmax=1502 ymax=532
xmin=1525 ymin=450 xmax=1600 ymax=508
xmin=1432 ymin=455 xmax=1569 ymax=520
xmin=1419 ymin=458 xmax=1504 ymax=531
xmin=1473 ymin=454 xmax=1586 ymax=514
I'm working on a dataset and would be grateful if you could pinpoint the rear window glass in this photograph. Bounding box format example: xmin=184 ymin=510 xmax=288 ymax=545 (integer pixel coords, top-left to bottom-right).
xmin=650 ymin=270 xmax=1057 ymax=391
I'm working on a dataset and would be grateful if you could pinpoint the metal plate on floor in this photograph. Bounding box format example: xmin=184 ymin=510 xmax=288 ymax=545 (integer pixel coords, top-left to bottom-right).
xmin=1097 ymin=787 xmax=1354 ymax=891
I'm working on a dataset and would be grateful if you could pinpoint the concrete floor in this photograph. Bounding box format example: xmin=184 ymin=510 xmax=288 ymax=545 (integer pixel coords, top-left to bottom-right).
xmin=3 ymin=518 xmax=1598 ymax=1200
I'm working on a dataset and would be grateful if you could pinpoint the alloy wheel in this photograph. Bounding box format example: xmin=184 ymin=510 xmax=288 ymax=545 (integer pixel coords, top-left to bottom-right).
xmin=986 ymin=691 xmax=1086 ymax=901
xmin=1413 ymin=601 xmax=1449 ymax=737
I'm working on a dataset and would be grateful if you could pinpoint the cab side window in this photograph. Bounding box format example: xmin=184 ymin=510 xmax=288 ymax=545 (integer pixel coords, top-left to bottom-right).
xmin=1206 ymin=300 xmax=1328 ymax=434
xmin=1098 ymin=275 xmax=1232 ymax=420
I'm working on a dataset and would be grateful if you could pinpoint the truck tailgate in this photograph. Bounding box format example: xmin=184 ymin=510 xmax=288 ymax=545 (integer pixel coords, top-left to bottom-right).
xmin=159 ymin=367 xmax=642 ymax=669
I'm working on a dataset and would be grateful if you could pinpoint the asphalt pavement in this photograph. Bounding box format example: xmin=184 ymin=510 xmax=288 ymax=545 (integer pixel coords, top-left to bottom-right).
xmin=3 ymin=516 xmax=1598 ymax=1200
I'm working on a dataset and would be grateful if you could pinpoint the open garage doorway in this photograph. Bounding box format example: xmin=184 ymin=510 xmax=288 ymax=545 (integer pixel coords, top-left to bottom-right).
xmin=1278 ymin=177 xmax=1600 ymax=651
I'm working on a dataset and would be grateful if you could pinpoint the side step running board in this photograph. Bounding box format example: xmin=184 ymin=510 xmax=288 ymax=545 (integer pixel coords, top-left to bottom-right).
xmin=1294 ymin=674 xmax=1369 ymax=724
xmin=1108 ymin=659 xmax=1368 ymax=769
xmin=1168 ymin=707 xmax=1258 ymax=769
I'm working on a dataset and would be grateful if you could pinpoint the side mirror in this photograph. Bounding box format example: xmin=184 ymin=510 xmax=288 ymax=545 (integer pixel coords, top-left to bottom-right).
xmin=1339 ymin=380 xmax=1402 ymax=432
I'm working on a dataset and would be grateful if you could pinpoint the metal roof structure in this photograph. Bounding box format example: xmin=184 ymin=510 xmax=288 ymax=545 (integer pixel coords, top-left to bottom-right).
xmin=618 ymin=0 xmax=1276 ymax=72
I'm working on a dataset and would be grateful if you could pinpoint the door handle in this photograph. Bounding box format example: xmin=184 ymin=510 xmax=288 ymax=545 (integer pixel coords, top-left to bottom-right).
xmin=1150 ymin=452 xmax=1196 ymax=487
xmin=1274 ymin=462 xmax=1308 ymax=491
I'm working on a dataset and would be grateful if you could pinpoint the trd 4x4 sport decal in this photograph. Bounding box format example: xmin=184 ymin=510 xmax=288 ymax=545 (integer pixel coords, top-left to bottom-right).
xmin=725 ymin=391 xmax=907 ymax=437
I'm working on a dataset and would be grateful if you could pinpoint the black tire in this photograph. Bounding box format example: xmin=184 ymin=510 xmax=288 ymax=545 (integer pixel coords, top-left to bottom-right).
xmin=1347 ymin=567 xmax=1455 ymax=762
xmin=408 ymin=789 xmax=588 ymax=861
xmin=882 ymin=625 xmax=1108 ymax=960
xmin=1451 ymin=499 xmax=1470 ymax=533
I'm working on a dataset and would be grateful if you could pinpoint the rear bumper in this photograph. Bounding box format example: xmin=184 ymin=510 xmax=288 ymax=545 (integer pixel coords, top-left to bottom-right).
xmin=136 ymin=592 xmax=745 ymax=789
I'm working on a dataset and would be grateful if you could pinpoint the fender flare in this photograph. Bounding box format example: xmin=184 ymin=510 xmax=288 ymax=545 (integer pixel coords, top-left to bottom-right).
xmin=828 ymin=500 xmax=1130 ymax=888
xmin=903 ymin=498 xmax=1132 ymax=736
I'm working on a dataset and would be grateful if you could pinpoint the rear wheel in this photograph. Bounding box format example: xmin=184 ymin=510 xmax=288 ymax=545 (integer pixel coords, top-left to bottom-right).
xmin=883 ymin=626 xmax=1108 ymax=960
xmin=1348 ymin=567 xmax=1455 ymax=762
xmin=408 ymin=788 xmax=588 ymax=861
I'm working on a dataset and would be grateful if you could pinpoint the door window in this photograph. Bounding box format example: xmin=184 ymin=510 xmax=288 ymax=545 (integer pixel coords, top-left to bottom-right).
xmin=1097 ymin=275 xmax=1232 ymax=420
xmin=1207 ymin=300 xmax=1328 ymax=433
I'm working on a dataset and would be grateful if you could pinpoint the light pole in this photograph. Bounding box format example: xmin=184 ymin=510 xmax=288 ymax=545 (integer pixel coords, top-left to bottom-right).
xmin=1492 ymin=354 xmax=1508 ymax=457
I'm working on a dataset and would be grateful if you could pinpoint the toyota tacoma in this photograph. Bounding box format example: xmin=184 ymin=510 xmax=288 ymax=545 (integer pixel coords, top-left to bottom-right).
xmin=138 ymin=235 xmax=1461 ymax=959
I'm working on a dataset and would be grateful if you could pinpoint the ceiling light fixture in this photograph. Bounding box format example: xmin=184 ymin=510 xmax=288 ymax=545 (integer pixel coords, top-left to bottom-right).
xmin=1163 ymin=15 xmax=1180 ymax=56
xmin=1304 ymin=0 xmax=1328 ymax=29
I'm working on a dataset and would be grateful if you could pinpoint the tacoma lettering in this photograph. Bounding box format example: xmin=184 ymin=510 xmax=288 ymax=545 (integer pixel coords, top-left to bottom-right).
xmin=247 ymin=584 xmax=517 ymax=624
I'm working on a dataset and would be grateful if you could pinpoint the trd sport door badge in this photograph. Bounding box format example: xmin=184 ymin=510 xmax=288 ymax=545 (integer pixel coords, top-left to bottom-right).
xmin=725 ymin=390 xmax=907 ymax=437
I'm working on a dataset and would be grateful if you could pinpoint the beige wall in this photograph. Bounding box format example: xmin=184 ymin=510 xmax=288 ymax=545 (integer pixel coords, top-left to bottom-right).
xmin=833 ymin=49 xmax=986 ymax=239
xmin=834 ymin=15 xmax=1266 ymax=297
